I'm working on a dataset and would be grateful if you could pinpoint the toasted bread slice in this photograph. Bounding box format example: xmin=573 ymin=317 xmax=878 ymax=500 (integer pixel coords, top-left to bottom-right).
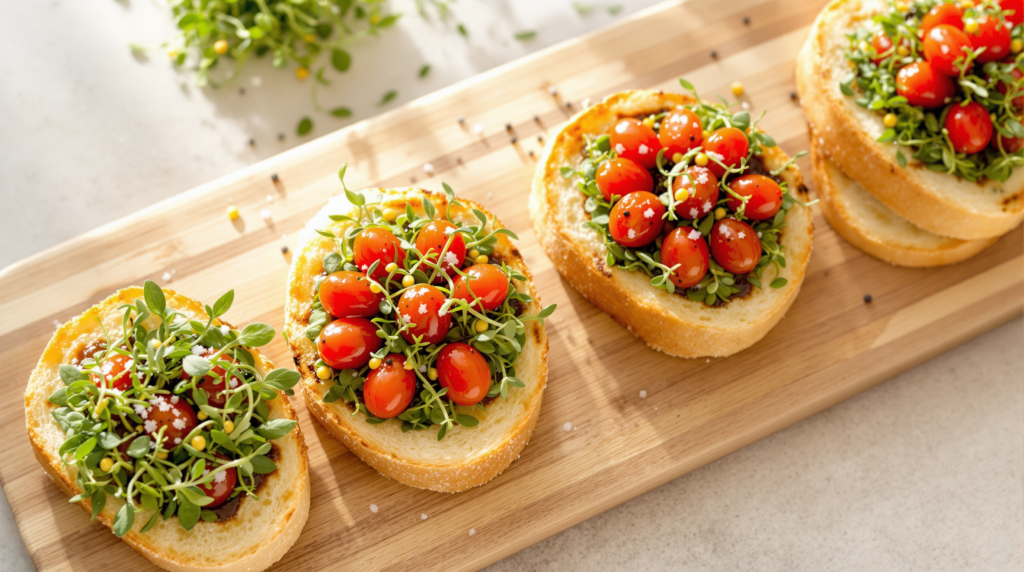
xmin=797 ymin=0 xmax=1024 ymax=241
xmin=24 ymin=287 xmax=310 ymax=572
xmin=285 ymin=188 xmax=548 ymax=493
xmin=811 ymin=135 xmax=998 ymax=267
xmin=529 ymin=89 xmax=814 ymax=358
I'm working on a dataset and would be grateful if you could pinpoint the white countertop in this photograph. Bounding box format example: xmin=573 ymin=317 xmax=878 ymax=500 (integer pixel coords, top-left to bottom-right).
xmin=2 ymin=1 xmax=1021 ymax=570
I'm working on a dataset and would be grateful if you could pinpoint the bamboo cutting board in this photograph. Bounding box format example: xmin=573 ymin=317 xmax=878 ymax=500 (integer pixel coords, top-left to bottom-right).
xmin=2 ymin=0 xmax=1021 ymax=570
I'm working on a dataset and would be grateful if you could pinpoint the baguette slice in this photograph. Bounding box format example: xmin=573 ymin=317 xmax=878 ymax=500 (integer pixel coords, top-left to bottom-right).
xmin=812 ymin=134 xmax=999 ymax=267
xmin=530 ymin=89 xmax=813 ymax=358
xmin=797 ymin=0 xmax=1024 ymax=241
xmin=25 ymin=287 xmax=310 ymax=572
xmin=285 ymin=188 xmax=548 ymax=493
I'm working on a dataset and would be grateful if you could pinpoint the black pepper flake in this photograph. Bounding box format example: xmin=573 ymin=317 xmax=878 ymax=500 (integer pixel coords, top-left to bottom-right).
xmin=510 ymin=136 xmax=518 ymax=144
xmin=239 ymin=87 xmax=246 ymax=95
xmin=505 ymin=123 xmax=513 ymax=132
xmin=456 ymin=156 xmax=463 ymax=163
xmin=271 ymin=173 xmax=279 ymax=182
xmin=411 ymin=176 xmax=417 ymax=183
xmin=533 ymin=115 xmax=541 ymax=123
xmin=537 ymin=135 xmax=544 ymax=142
xmin=565 ymin=101 xmax=573 ymax=108
xmin=277 ymin=133 xmax=285 ymax=141
xmin=743 ymin=16 xmax=750 ymax=25
xmin=711 ymin=51 xmax=719 ymax=59
xmin=386 ymin=358 xmax=393 ymax=366
xmin=458 ymin=116 xmax=465 ymax=125
xmin=863 ymin=294 xmax=873 ymax=304
xmin=790 ymin=92 xmax=798 ymax=101
xmin=623 ymin=210 xmax=630 ymax=217
xmin=280 ymin=245 xmax=289 ymax=254
xmin=528 ymin=150 xmax=535 ymax=157
xmin=248 ymin=138 xmax=256 ymax=146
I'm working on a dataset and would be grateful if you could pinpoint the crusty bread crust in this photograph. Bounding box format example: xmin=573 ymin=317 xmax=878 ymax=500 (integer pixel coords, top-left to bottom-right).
xmin=529 ymin=90 xmax=813 ymax=358
xmin=797 ymin=0 xmax=1024 ymax=241
xmin=285 ymin=188 xmax=548 ymax=493
xmin=812 ymin=134 xmax=998 ymax=267
xmin=24 ymin=287 xmax=310 ymax=572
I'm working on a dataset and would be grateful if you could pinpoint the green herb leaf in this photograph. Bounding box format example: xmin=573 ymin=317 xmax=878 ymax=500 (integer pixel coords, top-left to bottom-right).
xmin=239 ymin=323 xmax=275 ymax=347
xmin=330 ymin=49 xmax=352 ymax=72
xmin=454 ymin=414 xmax=479 ymax=427
xmin=297 ymin=117 xmax=313 ymax=136
xmin=263 ymin=368 xmax=300 ymax=391
xmin=378 ymin=90 xmax=398 ymax=106
xmin=419 ymin=64 xmax=431 ymax=78
xmin=183 ymin=355 xmax=212 ymax=377
xmin=140 ymin=512 xmax=160 ymax=533
xmin=113 ymin=502 xmax=135 ymax=537
xmin=144 ymin=280 xmax=166 ymax=317
xmin=127 ymin=436 xmax=151 ymax=459
xmin=770 ymin=277 xmax=788 ymax=288
xmin=514 ymin=30 xmax=537 ymax=40
xmin=212 ymin=290 xmax=234 ymax=318
xmin=89 ymin=489 xmax=106 ymax=521
xmin=48 ymin=387 xmax=68 ymax=406
xmin=250 ymin=455 xmax=277 ymax=474
xmin=256 ymin=419 xmax=297 ymax=440
xmin=330 ymin=107 xmax=353 ymax=118
xmin=59 ymin=364 xmax=88 ymax=386
xmin=177 ymin=497 xmax=200 ymax=531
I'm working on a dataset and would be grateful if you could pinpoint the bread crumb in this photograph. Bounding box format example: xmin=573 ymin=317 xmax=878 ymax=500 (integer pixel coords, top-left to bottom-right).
xmin=562 ymin=422 xmax=572 ymax=432
xmin=370 ymin=504 xmax=378 ymax=514
xmin=639 ymin=390 xmax=647 ymax=398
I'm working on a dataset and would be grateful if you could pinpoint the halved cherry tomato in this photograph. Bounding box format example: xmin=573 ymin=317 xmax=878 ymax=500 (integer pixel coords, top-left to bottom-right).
xmin=658 ymin=109 xmax=704 ymax=158
xmin=414 ymin=220 xmax=467 ymax=281
xmin=895 ymin=60 xmax=957 ymax=108
xmin=437 ymin=342 xmax=491 ymax=407
xmin=199 ymin=453 xmax=238 ymax=508
xmin=660 ymin=227 xmax=710 ymax=288
xmin=608 ymin=191 xmax=666 ymax=247
xmin=91 ymin=352 xmax=134 ymax=391
xmin=1001 ymin=0 xmax=1023 ymax=27
xmin=188 ymin=347 xmax=239 ymax=408
xmin=923 ymin=24 xmax=973 ymax=76
xmin=610 ymin=118 xmax=661 ymax=169
xmin=397 ymin=285 xmax=451 ymax=344
xmin=921 ymin=3 xmax=964 ymax=35
xmin=997 ymin=66 xmax=1023 ymax=109
xmin=143 ymin=394 xmax=198 ymax=447
xmin=353 ymin=227 xmax=405 ymax=280
xmin=726 ymin=174 xmax=783 ymax=220
xmin=945 ymin=101 xmax=994 ymax=154
xmin=996 ymin=132 xmax=1024 ymax=153
xmin=596 ymin=158 xmax=654 ymax=201
xmin=452 ymin=264 xmax=509 ymax=312
xmin=317 ymin=318 xmax=381 ymax=370
xmin=671 ymin=166 xmax=719 ymax=220
xmin=709 ymin=219 xmax=762 ymax=274
xmin=969 ymin=15 xmax=1012 ymax=63
xmin=870 ymin=31 xmax=894 ymax=64
xmin=703 ymin=127 xmax=750 ymax=178
xmin=363 ymin=353 xmax=416 ymax=418
xmin=319 ymin=271 xmax=383 ymax=319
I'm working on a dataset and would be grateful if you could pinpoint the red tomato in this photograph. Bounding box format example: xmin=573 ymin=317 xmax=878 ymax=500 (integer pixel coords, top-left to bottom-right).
xmin=198 ymin=454 xmax=238 ymax=508
xmin=709 ymin=219 xmax=762 ymax=275
xmin=660 ymin=227 xmax=710 ymax=289
xmin=436 ymin=343 xmax=492 ymax=407
xmin=923 ymin=24 xmax=973 ymax=76
xmin=595 ymin=158 xmax=654 ymax=201
xmin=397 ymin=285 xmax=451 ymax=344
xmin=671 ymin=166 xmax=720 ymax=220
xmin=945 ymin=101 xmax=994 ymax=154
xmin=996 ymin=132 xmax=1024 ymax=153
xmin=997 ymin=67 xmax=1023 ymax=108
xmin=895 ymin=61 xmax=957 ymax=108
xmin=609 ymin=118 xmax=662 ymax=169
xmin=452 ymin=264 xmax=510 ymax=312
xmin=318 ymin=271 xmax=383 ymax=319
xmin=414 ymin=221 xmax=467 ymax=281
xmin=608 ymin=191 xmax=666 ymax=247
xmin=870 ymin=31 xmax=894 ymax=64
xmin=353 ymin=227 xmax=405 ymax=280
xmin=921 ymin=3 xmax=964 ymax=35
xmin=317 ymin=318 xmax=381 ymax=370
xmin=658 ymin=109 xmax=704 ymax=158
xmin=91 ymin=352 xmax=134 ymax=391
xmin=726 ymin=174 xmax=784 ymax=220
xmin=143 ymin=394 xmax=198 ymax=447
xmin=188 ymin=347 xmax=239 ymax=408
xmin=969 ymin=15 xmax=1012 ymax=63
xmin=703 ymin=128 xmax=750 ymax=178
xmin=1000 ymin=0 xmax=1023 ymax=27
xmin=363 ymin=353 xmax=416 ymax=418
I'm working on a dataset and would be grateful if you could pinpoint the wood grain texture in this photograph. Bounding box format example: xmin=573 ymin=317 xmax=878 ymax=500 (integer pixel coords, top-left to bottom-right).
xmin=1 ymin=0 xmax=1020 ymax=570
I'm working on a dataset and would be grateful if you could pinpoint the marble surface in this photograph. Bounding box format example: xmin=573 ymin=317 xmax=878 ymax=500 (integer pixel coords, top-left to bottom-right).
xmin=2 ymin=0 xmax=1021 ymax=570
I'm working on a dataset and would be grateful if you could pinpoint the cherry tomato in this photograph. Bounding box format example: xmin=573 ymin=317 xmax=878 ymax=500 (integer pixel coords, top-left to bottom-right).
xmin=895 ymin=61 xmax=957 ymax=108
xmin=353 ymin=227 xmax=405 ymax=281
xmin=610 ymin=118 xmax=662 ymax=169
xmin=703 ymin=127 xmax=750 ymax=178
xmin=726 ymin=174 xmax=784 ymax=220
xmin=363 ymin=353 xmax=416 ymax=418
xmin=91 ymin=352 xmax=134 ymax=391
xmin=923 ymin=24 xmax=973 ymax=76
xmin=660 ymin=227 xmax=710 ymax=288
xmin=198 ymin=454 xmax=238 ymax=508
xmin=608 ymin=191 xmax=666 ymax=247
xmin=143 ymin=394 xmax=198 ymax=447
xmin=414 ymin=220 xmax=467 ymax=281
xmin=996 ymin=132 xmax=1024 ymax=153
xmin=1000 ymin=0 xmax=1023 ymax=27
xmin=437 ymin=343 xmax=492 ymax=407
xmin=317 ymin=318 xmax=382 ymax=370
xmin=709 ymin=219 xmax=762 ymax=274
xmin=921 ymin=3 xmax=964 ymax=35
xmin=997 ymin=66 xmax=1023 ymax=109
xmin=870 ymin=31 xmax=894 ymax=64
xmin=452 ymin=264 xmax=509 ymax=312
xmin=658 ymin=109 xmax=704 ymax=158
xmin=596 ymin=158 xmax=654 ymax=201
xmin=189 ymin=347 xmax=239 ymax=408
xmin=397 ymin=285 xmax=451 ymax=344
xmin=945 ymin=101 xmax=994 ymax=154
xmin=671 ymin=166 xmax=719 ymax=220
xmin=319 ymin=271 xmax=383 ymax=319
xmin=969 ymin=15 xmax=1012 ymax=63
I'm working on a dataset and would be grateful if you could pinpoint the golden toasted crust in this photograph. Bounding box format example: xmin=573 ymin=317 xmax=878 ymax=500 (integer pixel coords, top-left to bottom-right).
xmin=285 ymin=188 xmax=548 ymax=493
xmin=812 ymin=135 xmax=998 ymax=267
xmin=25 ymin=287 xmax=310 ymax=572
xmin=529 ymin=90 xmax=814 ymax=358
xmin=797 ymin=0 xmax=1024 ymax=241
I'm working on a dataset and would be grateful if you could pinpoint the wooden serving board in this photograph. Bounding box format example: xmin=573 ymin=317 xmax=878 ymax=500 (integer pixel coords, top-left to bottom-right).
xmin=1 ymin=0 xmax=1021 ymax=570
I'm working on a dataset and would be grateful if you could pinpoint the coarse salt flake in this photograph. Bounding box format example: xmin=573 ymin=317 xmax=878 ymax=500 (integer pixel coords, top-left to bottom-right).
xmin=689 ymin=208 xmax=699 ymax=218
xmin=260 ymin=208 xmax=272 ymax=221
xmin=638 ymin=144 xmax=649 ymax=154
xmin=172 ymin=418 xmax=186 ymax=430
xmin=370 ymin=504 xmax=379 ymax=514
xmin=688 ymin=229 xmax=702 ymax=241
xmin=220 ymin=325 xmax=230 ymax=335
xmin=445 ymin=251 xmax=459 ymax=266
xmin=639 ymin=390 xmax=647 ymax=398
xmin=469 ymin=529 xmax=476 ymax=536
xmin=444 ymin=225 xmax=455 ymax=235
xmin=191 ymin=345 xmax=207 ymax=356
xmin=144 ymin=420 xmax=157 ymax=433
xmin=162 ymin=271 xmax=173 ymax=282
xmin=627 ymin=229 xmax=636 ymax=239
xmin=643 ymin=208 xmax=655 ymax=219
xmin=738 ymin=231 xmax=746 ymax=239
xmin=423 ymin=163 xmax=435 ymax=175
xmin=563 ymin=422 xmax=572 ymax=432
xmin=421 ymin=513 xmax=428 ymax=520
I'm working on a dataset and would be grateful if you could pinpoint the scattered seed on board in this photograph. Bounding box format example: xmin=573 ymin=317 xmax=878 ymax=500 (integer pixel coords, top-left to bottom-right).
xmin=421 ymin=513 xmax=428 ymax=520
xmin=711 ymin=50 xmax=719 ymax=59
xmin=423 ymin=163 xmax=435 ymax=175
xmin=639 ymin=390 xmax=647 ymax=398
xmin=533 ymin=115 xmax=541 ymax=123
xmin=271 ymin=173 xmax=279 ymax=182
xmin=248 ymin=138 xmax=255 ymax=146
xmin=562 ymin=422 xmax=572 ymax=432
xmin=277 ymin=133 xmax=284 ymax=141
xmin=565 ymin=101 xmax=572 ymax=109
xmin=528 ymin=150 xmax=535 ymax=157
xmin=456 ymin=156 xmax=463 ymax=164
xmin=510 ymin=136 xmax=518 ymax=144
xmin=743 ymin=16 xmax=751 ymax=25
xmin=469 ymin=529 xmax=476 ymax=536
xmin=790 ymin=92 xmax=798 ymax=101
xmin=458 ymin=116 xmax=465 ymax=125
xmin=260 ymin=208 xmax=271 ymax=221
xmin=238 ymin=87 xmax=245 ymax=95
xmin=473 ymin=124 xmax=483 ymax=135
xmin=505 ymin=123 xmax=513 ymax=132
xmin=537 ymin=135 xmax=544 ymax=143
xmin=864 ymin=294 xmax=873 ymax=303
xmin=369 ymin=504 xmax=378 ymax=514
xmin=280 ymin=245 xmax=289 ymax=254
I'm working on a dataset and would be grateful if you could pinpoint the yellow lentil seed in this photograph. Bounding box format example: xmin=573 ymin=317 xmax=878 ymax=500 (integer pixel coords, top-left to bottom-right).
xmin=227 ymin=205 xmax=240 ymax=220
xmin=959 ymin=0 xmax=974 ymax=9
xmin=296 ymin=66 xmax=310 ymax=80
xmin=156 ymin=451 xmax=169 ymax=460
xmin=382 ymin=208 xmax=397 ymax=222
xmin=370 ymin=283 xmax=383 ymax=293
xmin=468 ymin=249 xmax=480 ymax=260
xmin=642 ymin=116 xmax=655 ymax=128
xmin=428 ymin=367 xmax=438 ymax=381
xmin=403 ymin=360 xmax=415 ymax=370
xmin=1012 ymin=39 xmax=1023 ymax=54
xmin=136 ymin=425 xmax=144 ymax=432
xmin=695 ymin=153 xmax=709 ymax=167
xmin=304 ymin=34 xmax=315 ymax=43
xmin=897 ymin=45 xmax=910 ymax=57
xmin=224 ymin=420 xmax=235 ymax=434
xmin=316 ymin=365 xmax=333 ymax=380
xmin=714 ymin=207 xmax=727 ymax=220
xmin=474 ymin=319 xmax=488 ymax=333
xmin=731 ymin=81 xmax=744 ymax=97
xmin=100 ymin=457 xmax=114 ymax=473
xmin=883 ymin=113 xmax=898 ymax=128
xmin=198 ymin=411 xmax=208 ymax=421
xmin=701 ymin=129 xmax=710 ymax=140
xmin=964 ymin=20 xmax=979 ymax=34
xmin=213 ymin=39 xmax=228 ymax=55
xmin=94 ymin=398 xmax=109 ymax=416
xmin=475 ymin=255 xmax=489 ymax=265
xmin=675 ymin=188 xmax=690 ymax=202
xmin=151 ymin=339 xmax=161 ymax=349
xmin=671 ymin=152 xmax=684 ymax=163
xmin=191 ymin=436 xmax=206 ymax=452
xmin=369 ymin=358 xmax=382 ymax=370
xmin=385 ymin=262 xmax=398 ymax=274
xmin=402 ymin=275 xmax=415 ymax=288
